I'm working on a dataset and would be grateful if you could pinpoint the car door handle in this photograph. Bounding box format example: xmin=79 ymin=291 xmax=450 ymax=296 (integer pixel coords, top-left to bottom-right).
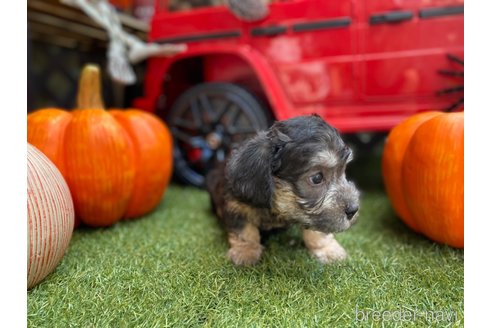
xmin=370 ymin=11 xmax=413 ymax=25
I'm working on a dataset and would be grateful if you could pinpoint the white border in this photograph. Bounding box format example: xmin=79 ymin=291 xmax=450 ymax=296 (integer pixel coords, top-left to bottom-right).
xmin=1 ymin=0 xmax=27 ymax=326
xmin=465 ymin=0 xmax=491 ymax=326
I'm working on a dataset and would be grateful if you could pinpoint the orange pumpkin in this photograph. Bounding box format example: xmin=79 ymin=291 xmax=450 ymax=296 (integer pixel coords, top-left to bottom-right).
xmin=109 ymin=109 xmax=173 ymax=218
xmin=381 ymin=111 xmax=442 ymax=231
xmin=382 ymin=111 xmax=464 ymax=248
xmin=26 ymin=109 xmax=71 ymax=176
xmin=27 ymin=64 xmax=173 ymax=227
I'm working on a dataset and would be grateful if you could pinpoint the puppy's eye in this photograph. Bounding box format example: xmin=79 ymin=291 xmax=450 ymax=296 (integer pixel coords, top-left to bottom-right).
xmin=309 ymin=172 xmax=324 ymax=185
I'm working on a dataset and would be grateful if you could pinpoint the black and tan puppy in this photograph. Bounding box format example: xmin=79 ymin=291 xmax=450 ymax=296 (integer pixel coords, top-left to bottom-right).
xmin=206 ymin=114 xmax=360 ymax=266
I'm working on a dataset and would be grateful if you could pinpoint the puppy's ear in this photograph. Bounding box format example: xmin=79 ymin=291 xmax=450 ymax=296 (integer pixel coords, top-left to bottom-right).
xmin=226 ymin=128 xmax=291 ymax=208
xmin=226 ymin=132 xmax=273 ymax=208
xmin=268 ymin=127 xmax=291 ymax=173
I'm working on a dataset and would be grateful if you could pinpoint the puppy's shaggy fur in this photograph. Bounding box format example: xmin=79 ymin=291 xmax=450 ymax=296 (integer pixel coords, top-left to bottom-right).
xmin=206 ymin=114 xmax=360 ymax=266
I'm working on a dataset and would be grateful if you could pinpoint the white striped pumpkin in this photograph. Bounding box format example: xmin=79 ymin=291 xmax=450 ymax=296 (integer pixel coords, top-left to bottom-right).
xmin=27 ymin=144 xmax=74 ymax=289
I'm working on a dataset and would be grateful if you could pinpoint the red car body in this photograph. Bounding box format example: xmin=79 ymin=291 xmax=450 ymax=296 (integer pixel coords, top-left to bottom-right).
xmin=135 ymin=0 xmax=463 ymax=133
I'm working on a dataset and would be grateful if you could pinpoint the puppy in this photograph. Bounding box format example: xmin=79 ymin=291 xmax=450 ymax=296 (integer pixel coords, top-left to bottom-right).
xmin=206 ymin=114 xmax=360 ymax=266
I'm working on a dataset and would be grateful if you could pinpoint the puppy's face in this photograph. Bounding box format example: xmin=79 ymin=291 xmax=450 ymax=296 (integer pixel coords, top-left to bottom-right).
xmin=226 ymin=115 xmax=360 ymax=234
xmin=273 ymin=144 xmax=360 ymax=234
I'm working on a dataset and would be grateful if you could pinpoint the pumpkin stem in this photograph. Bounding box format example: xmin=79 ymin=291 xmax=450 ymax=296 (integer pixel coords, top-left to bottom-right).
xmin=76 ymin=64 xmax=105 ymax=110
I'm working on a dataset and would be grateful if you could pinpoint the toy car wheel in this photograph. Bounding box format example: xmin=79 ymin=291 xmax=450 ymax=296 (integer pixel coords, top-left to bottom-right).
xmin=167 ymin=82 xmax=270 ymax=187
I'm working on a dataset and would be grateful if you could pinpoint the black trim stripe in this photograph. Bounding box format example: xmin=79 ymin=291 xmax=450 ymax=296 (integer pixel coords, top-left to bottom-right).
xmin=370 ymin=11 xmax=413 ymax=25
xmin=155 ymin=30 xmax=241 ymax=44
xmin=251 ymin=26 xmax=287 ymax=37
xmin=292 ymin=17 xmax=351 ymax=33
xmin=419 ymin=6 xmax=464 ymax=19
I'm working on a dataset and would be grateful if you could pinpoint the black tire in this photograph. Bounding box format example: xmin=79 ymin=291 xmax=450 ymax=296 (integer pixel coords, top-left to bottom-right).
xmin=167 ymin=82 xmax=270 ymax=187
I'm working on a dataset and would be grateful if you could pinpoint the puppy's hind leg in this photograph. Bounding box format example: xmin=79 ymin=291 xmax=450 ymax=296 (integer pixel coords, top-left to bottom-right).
xmin=303 ymin=229 xmax=347 ymax=264
xmin=227 ymin=223 xmax=263 ymax=266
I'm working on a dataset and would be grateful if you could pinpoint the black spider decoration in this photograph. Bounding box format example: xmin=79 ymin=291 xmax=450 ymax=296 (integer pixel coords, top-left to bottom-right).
xmin=437 ymin=54 xmax=464 ymax=112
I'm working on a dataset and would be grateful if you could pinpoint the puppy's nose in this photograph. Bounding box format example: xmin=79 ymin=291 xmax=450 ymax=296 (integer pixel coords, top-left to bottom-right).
xmin=345 ymin=205 xmax=359 ymax=220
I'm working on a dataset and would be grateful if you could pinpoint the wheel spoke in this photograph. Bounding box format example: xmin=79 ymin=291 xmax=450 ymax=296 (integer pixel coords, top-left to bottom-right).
xmin=190 ymin=98 xmax=203 ymax=127
xmin=217 ymin=101 xmax=233 ymax=122
xmin=172 ymin=117 xmax=196 ymax=130
xmin=198 ymin=94 xmax=216 ymax=123
xmin=228 ymin=105 xmax=241 ymax=126
xmin=172 ymin=128 xmax=206 ymax=148
xmin=228 ymin=126 xmax=258 ymax=135
xmin=171 ymin=128 xmax=192 ymax=143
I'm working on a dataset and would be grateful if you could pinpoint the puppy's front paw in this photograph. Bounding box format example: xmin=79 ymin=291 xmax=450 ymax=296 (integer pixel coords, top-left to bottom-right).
xmin=227 ymin=243 xmax=263 ymax=266
xmin=303 ymin=230 xmax=348 ymax=264
xmin=227 ymin=224 xmax=262 ymax=266
xmin=310 ymin=241 xmax=347 ymax=264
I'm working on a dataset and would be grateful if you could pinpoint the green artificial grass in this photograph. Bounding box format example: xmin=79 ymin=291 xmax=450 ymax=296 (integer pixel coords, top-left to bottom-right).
xmin=27 ymin=133 xmax=462 ymax=327
xmin=27 ymin=185 xmax=463 ymax=327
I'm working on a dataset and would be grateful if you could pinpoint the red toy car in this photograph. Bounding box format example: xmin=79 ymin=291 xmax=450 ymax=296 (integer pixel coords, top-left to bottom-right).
xmin=134 ymin=0 xmax=464 ymax=186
